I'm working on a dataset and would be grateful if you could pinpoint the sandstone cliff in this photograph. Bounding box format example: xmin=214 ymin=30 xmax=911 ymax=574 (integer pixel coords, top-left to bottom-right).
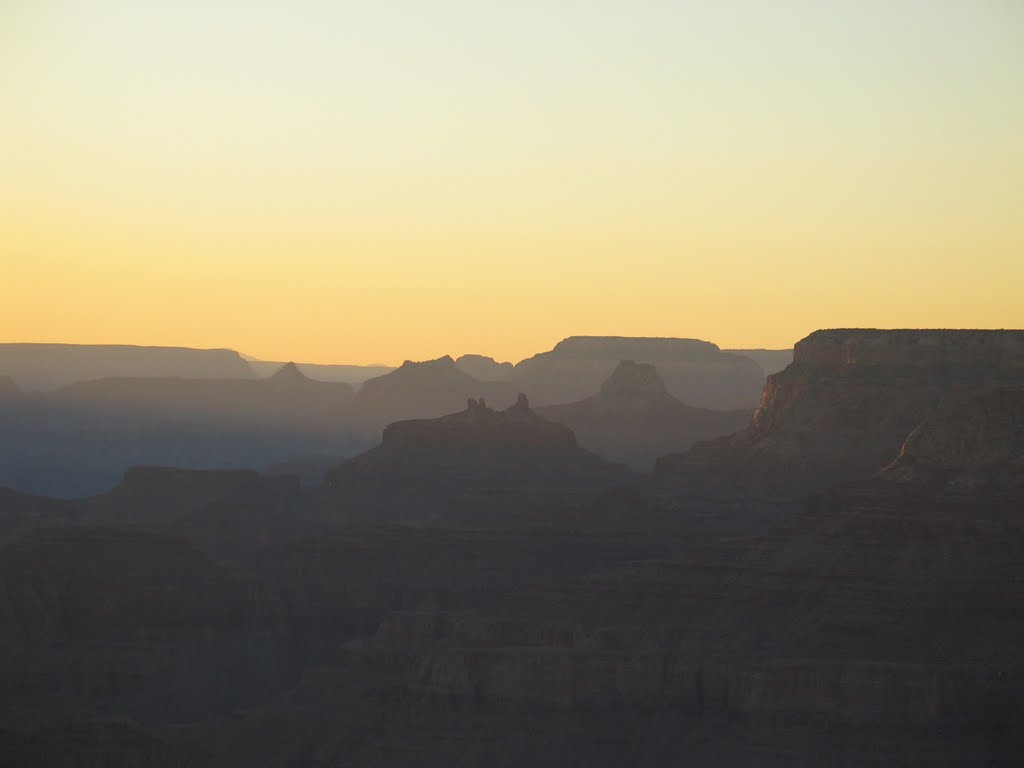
xmin=658 ymin=329 xmax=1024 ymax=490
xmin=881 ymin=387 xmax=1024 ymax=492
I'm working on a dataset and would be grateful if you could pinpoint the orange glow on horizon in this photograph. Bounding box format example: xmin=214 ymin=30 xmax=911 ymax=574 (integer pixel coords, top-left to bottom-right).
xmin=2 ymin=2 xmax=1022 ymax=365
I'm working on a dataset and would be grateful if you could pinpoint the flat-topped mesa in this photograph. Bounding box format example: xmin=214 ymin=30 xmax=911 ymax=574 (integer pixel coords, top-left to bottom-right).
xmin=794 ymin=329 xmax=1024 ymax=368
xmin=0 ymin=343 xmax=254 ymax=390
xmin=549 ymin=336 xmax=723 ymax=361
xmin=513 ymin=336 xmax=765 ymax=410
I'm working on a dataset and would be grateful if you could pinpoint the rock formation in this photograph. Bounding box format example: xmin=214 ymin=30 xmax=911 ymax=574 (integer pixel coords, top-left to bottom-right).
xmin=511 ymin=336 xmax=766 ymax=410
xmin=454 ymin=354 xmax=514 ymax=381
xmin=328 ymin=394 xmax=630 ymax=493
xmin=247 ymin=359 xmax=394 ymax=384
xmin=52 ymin=362 xmax=353 ymax=425
xmin=0 ymin=343 xmax=254 ymax=390
xmin=658 ymin=329 xmax=1024 ymax=490
xmin=2 ymin=328 xmax=1022 ymax=765
xmin=539 ymin=361 xmax=751 ymax=470
xmin=344 ymin=356 xmax=518 ymax=438
xmin=881 ymin=387 xmax=1024 ymax=492
xmin=216 ymin=470 xmax=1024 ymax=766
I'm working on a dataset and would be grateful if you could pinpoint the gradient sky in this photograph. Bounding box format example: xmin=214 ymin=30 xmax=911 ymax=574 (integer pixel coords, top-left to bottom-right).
xmin=2 ymin=1 xmax=1022 ymax=364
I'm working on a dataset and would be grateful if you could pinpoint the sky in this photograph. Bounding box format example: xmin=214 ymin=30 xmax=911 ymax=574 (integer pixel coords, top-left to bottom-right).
xmin=2 ymin=1 xmax=1022 ymax=365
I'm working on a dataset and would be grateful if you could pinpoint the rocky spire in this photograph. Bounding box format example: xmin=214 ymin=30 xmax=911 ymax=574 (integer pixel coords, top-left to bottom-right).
xmin=268 ymin=361 xmax=309 ymax=385
xmin=598 ymin=361 xmax=667 ymax=399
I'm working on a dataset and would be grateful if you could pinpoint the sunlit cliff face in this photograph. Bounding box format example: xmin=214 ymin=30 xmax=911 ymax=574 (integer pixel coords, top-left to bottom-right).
xmin=3 ymin=2 xmax=1023 ymax=364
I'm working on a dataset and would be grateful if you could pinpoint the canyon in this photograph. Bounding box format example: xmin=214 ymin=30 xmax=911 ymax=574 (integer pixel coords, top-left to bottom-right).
xmin=0 ymin=329 xmax=1020 ymax=765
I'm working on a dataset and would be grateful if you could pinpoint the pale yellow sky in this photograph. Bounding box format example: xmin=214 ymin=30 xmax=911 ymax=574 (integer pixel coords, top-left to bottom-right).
xmin=2 ymin=1 xmax=1022 ymax=364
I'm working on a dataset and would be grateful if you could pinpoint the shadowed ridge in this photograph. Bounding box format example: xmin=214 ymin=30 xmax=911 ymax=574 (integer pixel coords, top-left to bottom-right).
xmin=505 ymin=392 xmax=531 ymax=415
xmin=879 ymin=386 xmax=1024 ymax=493
xmin=598 ymin=360 xmax=668 ymax=398
xmin=358 ymin=356 xmax=479 ymax=396
xmin=326 ymin=393 xmax=630 ymax=495
xmin=794 ymin=328 xmax=1024 ymax=367
xmin=455 ymin=354 xmax=515 ymax=381
xmin=0 ymin=343 xmax=254 ymax=390
xmin=539 ymin=361 xmax=751 ymax=470
xmin=346 ymin=356 xmax=518 ymax=435
xmin=511 ymin=335 xmax=765 ymax=410
xmin=267 ymin=361 xmax=309 ymax=385
xmin=85 ymin=465 xmax=301 ymax=527
xmin=108 ymin=465 xmax=299 ymax=502
xmin=658 ymin=328 xmax=1024 ymax=493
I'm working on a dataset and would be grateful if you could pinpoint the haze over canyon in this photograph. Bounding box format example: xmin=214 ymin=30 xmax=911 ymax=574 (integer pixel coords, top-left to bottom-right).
xmin=0 ymin=328 xmax=1022 ymax=766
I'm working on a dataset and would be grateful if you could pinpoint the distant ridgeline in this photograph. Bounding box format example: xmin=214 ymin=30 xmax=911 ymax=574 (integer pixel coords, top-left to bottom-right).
xmin=0 ymin=343 xmax=254 ymax=390
xmin=0 ymin=337 xmax=787 ymax=497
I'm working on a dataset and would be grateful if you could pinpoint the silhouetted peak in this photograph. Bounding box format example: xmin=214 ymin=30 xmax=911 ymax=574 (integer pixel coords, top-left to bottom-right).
xmin=599 ymin=361 xmax=668 ymax=399
xmin=467 ymin=397 xmax=490 ymax=412
xmin=399 ymin=355 xmax=456 ymax=370
xmin=507 ymin=392 xmax=530 ymax=413
xmin=455 ymin=354 xmax=514 ymax=381
xmin=457 ymin=354 xmax=500 ymax=365
xmin=414 ymin=394 xmax=550 ymax=432
xmin=268 ymin=361 xmax=309 ymax=384
xmin=359 ymin=356 xmax=470 ymax=396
